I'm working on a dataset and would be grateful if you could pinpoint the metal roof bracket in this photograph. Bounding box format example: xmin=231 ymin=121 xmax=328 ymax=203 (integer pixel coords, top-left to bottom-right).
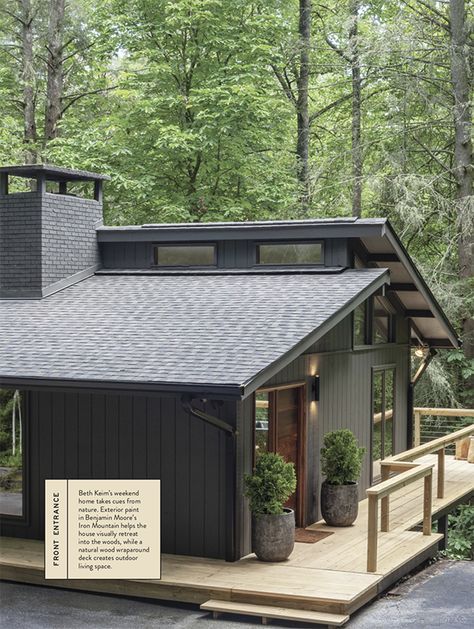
xmin=181 ymin=394 xmax=236 ymax=436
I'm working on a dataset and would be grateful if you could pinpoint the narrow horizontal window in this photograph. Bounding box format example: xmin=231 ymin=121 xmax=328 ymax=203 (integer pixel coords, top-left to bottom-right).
xmin=257 ymin=242 xmax=323 ymax=265
xmin=154 ymin=244 xmax=216 ymax=267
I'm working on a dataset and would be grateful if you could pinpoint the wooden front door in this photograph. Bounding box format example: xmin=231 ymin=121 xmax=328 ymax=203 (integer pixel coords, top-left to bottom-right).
xmin=255 ymin=384 xmax=306 ymax=525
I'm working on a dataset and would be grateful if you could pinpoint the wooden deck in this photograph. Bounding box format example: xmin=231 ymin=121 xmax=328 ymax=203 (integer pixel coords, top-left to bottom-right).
xmin=1 ymin=455 xmax=473 ymax=626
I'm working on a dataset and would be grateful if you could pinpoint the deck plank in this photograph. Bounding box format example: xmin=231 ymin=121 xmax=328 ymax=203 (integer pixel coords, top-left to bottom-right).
xmin=200 ymin=600 xmax=349 ymax=625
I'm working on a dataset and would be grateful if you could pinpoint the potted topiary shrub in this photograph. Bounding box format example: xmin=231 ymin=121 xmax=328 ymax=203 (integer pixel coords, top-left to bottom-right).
xmin=320 ymin=429 xmax=365 ymax=527
xmin=244 ymin=451 xmax=297 ymax=562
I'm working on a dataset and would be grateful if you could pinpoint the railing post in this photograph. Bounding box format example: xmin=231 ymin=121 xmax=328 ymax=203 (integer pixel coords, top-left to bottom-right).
xmin=380 ymin=466 xmax=390 ymax=532
xmin=414 ymin=410 xmax=421 ymax=447
xmin=437 ymin=448 xmax=445 ymax=499
xmin=423 ymin=471 xmax=432 ymax=535
xmin=367 ymin=494 xmax=378 ymax=572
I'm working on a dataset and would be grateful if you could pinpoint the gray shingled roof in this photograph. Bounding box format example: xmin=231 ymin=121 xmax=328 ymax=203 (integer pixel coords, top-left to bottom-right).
xmin=0 ymin=269 xmax=387 ymax=394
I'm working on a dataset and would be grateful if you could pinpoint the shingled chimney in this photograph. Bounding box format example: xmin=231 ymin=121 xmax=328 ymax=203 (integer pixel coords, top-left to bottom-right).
xmin=0 ymin=164 xmax=109 ymax=299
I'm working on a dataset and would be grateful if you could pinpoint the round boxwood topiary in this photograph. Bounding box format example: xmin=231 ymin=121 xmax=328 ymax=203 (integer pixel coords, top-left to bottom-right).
xmin=244 ymin=451 xmax=296 ymax=515
xmin=245 ymin=452 xmax=297 ymax=561
xmin=321 ymin=429 xmax=365 ymax=486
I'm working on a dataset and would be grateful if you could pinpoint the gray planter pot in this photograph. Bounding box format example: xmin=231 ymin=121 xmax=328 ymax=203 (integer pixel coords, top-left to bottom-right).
xmin=252 ymin=508 xmax=295 ymax=562
xmin=321 ymin=480 xmax=359 ymax=527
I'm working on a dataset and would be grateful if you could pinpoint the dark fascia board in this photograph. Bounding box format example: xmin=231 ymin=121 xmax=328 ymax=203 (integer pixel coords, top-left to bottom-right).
xmin=0 ymin=376 xmax=243 ymax=400
xmin=0 ymin=163 xmax=110 ymax=182
xmin=97 ymin=221 xmax=386 ymax=243
xmin=381 ymin=221 xmax=460 ymax=349
xmin=240 ymin=269 xmax=391 ymax=398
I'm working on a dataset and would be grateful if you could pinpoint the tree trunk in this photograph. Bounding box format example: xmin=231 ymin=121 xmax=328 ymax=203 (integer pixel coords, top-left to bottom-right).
xmin=19 ymin=0 xmax=37 ymax=163
xmin=296 ymin=0 xmax=311 ymax=212
xmin=449 ymin=0 xmax=473 ymax=372
xmin=349 ymin=0 xmax=362 ymax=217
xmin=44 ymin=0 xmax=65 ymax=142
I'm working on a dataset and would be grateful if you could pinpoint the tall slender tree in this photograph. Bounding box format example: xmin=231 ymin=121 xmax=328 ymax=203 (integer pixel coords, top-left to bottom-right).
xmin=449 ymin=0 xmax=473 ymax=372
xmin=44 ymin=0 xmax=65 ymax=143
xmin=21 ymin=0 xmax=36 ymax=162
xmin=349 ymin=0 xmax=362 ymax=217
xmin=296 ymin=0 xmax=311 ymax=210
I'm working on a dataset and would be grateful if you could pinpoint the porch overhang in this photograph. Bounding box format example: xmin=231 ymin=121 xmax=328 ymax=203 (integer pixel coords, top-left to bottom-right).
xmin=358 ymin=221 xmax=460 ymax=350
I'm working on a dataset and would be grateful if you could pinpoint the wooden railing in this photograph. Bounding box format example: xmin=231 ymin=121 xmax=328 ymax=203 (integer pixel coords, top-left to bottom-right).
xmin=366 ymin=463 xmax=434 ymax=572
xmin=413 ymin=407 xmax=474 ymax=447
xmin=388 ymin=424 xmax=474 ymax=500
xmin=366 ymin=422 xmax=474 ymax=573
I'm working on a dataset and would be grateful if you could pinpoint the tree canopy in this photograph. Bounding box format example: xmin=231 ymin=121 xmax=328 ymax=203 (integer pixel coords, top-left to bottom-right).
xmin=0 ymin=0 xmax=472 ymax=404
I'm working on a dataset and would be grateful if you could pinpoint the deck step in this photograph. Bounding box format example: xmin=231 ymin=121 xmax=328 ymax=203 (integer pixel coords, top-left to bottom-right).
xmin=200 ymin=599 xmax=349 ymax=626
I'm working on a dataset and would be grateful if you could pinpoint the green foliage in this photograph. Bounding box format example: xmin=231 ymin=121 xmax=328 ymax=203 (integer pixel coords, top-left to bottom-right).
xmin=415 ymin=348 xmax=474 ymax=410
xmin=444 ymin=505 xmax=474 ymax=561
xmin=0 ymin=465 xmax=21 ymax=491
xmin=321 ymin=430 xmax=365 ymax=486
xmin=0 ymin=389 xmax=15 ymax=457
xmin=244 ymin=452 xmax=296 ymax=515
xmin=0 ymin=0 xmax=471 ymax=411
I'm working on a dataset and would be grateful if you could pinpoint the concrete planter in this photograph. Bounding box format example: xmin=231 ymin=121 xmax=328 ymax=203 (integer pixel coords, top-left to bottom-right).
xmin=252 ymin=508 xmax=295 ymax=562
xmin=321 ymin=480 xmax=359 ymax=527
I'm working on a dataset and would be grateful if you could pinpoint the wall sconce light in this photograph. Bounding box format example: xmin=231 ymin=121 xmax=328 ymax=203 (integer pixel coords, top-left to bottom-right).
xmin=313 ymin=375 xmax=320 ymax=402
xmin=414 ymin=346 xmax=428 ymax=359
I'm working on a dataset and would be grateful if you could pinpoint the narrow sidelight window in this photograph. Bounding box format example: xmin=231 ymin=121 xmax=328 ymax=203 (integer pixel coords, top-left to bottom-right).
xmin=371 ymin=367 xmax=395 ymax=482
xmin=257 ymin=242 xmax=323 ymax=265
xmin=154 ymin=244 xmax=216 ymax=267
xmin=0 ymin=389 xmax=24 ymax=518
xmin=255 ymin=392 xmax=270 ymax=455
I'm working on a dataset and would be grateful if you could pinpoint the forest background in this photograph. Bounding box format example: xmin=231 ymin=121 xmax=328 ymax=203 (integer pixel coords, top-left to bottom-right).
xmin=0 ymin=0 xmax=472 ymax=409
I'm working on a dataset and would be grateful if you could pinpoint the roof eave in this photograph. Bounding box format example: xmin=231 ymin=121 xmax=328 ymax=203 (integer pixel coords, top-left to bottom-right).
xmin=0 ymin=375 xmax=243 ymax=400
xmin=96 ymin=221 xmax=386 ymax=243
xmin=382 ymin=221 xmax=460 ymax=349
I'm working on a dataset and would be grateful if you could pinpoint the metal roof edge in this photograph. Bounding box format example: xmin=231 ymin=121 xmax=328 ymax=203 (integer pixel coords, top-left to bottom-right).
xmin=240 ymin=268 xmax=391 ymax=398
xmin=96 ymin=221 xmax=386 ymax=243
xmin=383 ymin=220 xmax=460 ymax=349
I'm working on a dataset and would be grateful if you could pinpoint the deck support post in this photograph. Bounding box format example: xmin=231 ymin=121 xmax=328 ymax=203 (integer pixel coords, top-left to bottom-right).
xmin=437 ymin=448 xmax=445 ymax=499
xmin=414 ymin=410 xmax=421 ymax=447
xmin=380 ymin=466 xmax=390 ymax=532
xmin=423 ymin=472 xmax=432 ymax=535
xmin=36 ymin=173 xmax=46 ymax=194
xmin=367 ymin=494 xmax=378 ymax=572
xmin=437 ymin=515 xmax=448 ymax=551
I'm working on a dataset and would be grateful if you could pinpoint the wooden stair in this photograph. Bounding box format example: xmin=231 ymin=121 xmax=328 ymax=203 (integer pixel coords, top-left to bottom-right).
xmin=200 ymin=599 xmax=349 ymax=626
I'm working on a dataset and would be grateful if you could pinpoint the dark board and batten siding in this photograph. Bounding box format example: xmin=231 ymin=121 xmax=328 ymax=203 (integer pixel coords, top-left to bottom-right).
xmin=315 ymin=344 xmax=410 ymax=494
xmin=0 ymin=391 xmax=232 ymax=560
xmin=100 ymin=238 xmax=350 ymax=270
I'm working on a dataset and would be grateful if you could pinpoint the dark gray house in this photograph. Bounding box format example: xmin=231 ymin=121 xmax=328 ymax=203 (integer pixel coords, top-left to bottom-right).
xmin=0 ymin=164 xmax=459 ymax=562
